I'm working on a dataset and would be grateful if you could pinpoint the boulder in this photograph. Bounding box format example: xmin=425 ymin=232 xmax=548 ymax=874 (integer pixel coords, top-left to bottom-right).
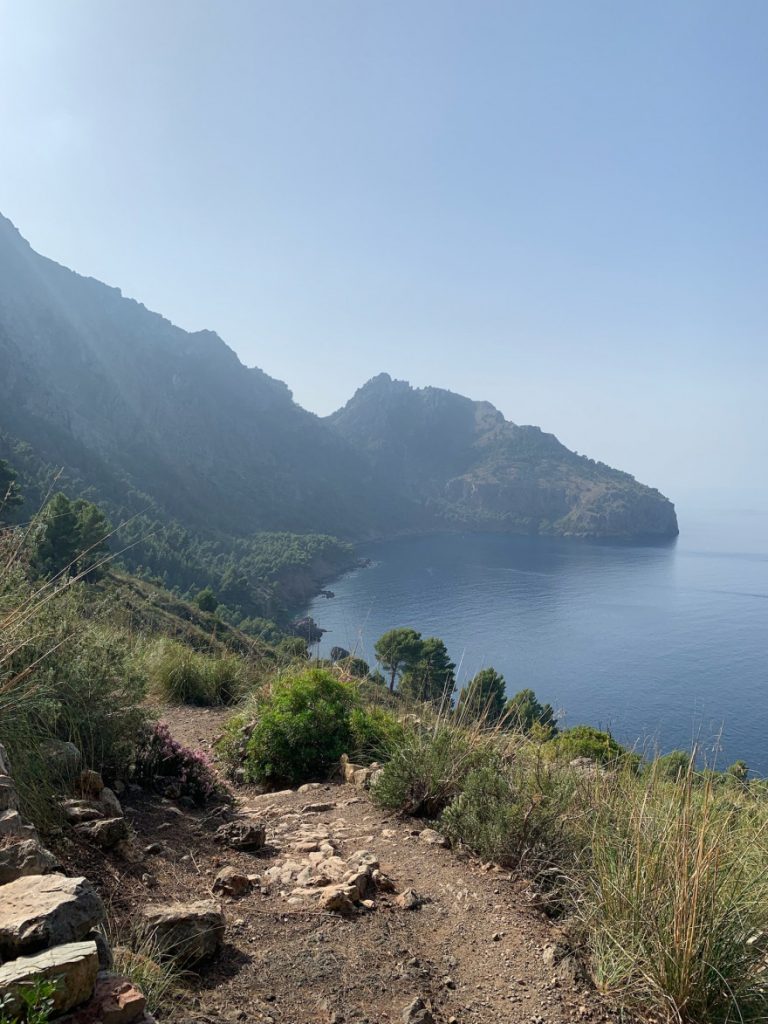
xmin=0 ymin=940 xmax=99 ymax=1016
xmin=0 ymin=837 xmax=59 ymax=884
xmin=87 ymin=928 xmax=114 ymax=970
xmin=0 ymin=873 xmax=104 ymax=958
xmin=74 ymin=817 xmax=128 ymax=849
xmin=40 ymin=739 xmax=82 ymax=778
xmin=0 ymin=808 xmax=36 ymax=839
xmin=77 ymin=769 xmax=105 ymax=798
xmin=139 ymin=901 xmax=225 ymax=966
xmin=212 ymin=867 xmax=252 ymax=898
xmin=214 ymin=819 xmax=266 ymax=850
xmin=99 ymin=787 xmax=123 ymax=818
xmin=62 ymin=800 xmax=105 ymax=825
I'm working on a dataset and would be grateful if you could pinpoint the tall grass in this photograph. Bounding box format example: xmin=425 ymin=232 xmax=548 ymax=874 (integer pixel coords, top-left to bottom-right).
xmin=573 ymin=764 xmax=768 ymax=1022
xmin=143 ymin=638 xmax=248 ymax=706
xmin=0 ymin=528 xmax=146 ymax=827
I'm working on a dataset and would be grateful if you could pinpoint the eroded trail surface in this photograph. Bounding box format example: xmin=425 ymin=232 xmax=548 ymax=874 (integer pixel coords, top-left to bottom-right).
xmin=62 ymin=708 xmax=616 ymax=1024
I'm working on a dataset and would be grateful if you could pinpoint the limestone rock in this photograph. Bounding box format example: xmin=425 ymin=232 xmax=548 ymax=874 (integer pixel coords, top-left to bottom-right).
xmin=418 ymin=828 xmax=448 ymax=848
xmin=319 ymin=884 xmax=357 ymax=914
xmin=0 ymin=809 xmax=36 ymax=839
xmin=214 ymin=819 xmax=266 ymax=850
xmin=99 ymin=787 xmax=123 ymax=819
xmin=402 ymin=997 xmax=434 ymax=1024
xmin=0 ymin=837 xmax=59 ymax=884
xmin=0 ymin=940 xmax=99 ymax=1016
xmin=212 ymin=867 xmax=252 ymax=898
xmin=302 ymin=802 xmax=335 ymax=813
xmin=62 ymin=800 xmax=105 ymax=825
xmin=88 ymin=928 xmax=114 ymax=970
xmin=41 ymin=739 xmax=82 ymax=778
xmin=139 ymin=900 xmax=225 ymax=966
xmin=74 ymin=817 xmax=128 ymax=848
xmin=0 ymin=873 xmax=104 ymax=958
xmin=396 ymin=889 xmax=421 ymax=910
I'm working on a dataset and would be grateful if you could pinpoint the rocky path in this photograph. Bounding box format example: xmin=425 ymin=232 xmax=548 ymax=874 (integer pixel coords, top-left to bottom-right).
xmin=60 ymin=708 xmax=616 ymax=1024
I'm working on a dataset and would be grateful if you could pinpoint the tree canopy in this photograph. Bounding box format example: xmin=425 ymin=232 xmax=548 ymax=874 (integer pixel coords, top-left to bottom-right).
xmin=503 ymin=688 xmax=557 ymax=736
xmin=374 ymin=627 xmax=423 ymax=691
xmin=398 ymin=637 xmax=456 ymax=705
xmin=456 ymin=667 xmax=506 ymax=723
xmin=31 ymin=493 xmax=110 ymax=580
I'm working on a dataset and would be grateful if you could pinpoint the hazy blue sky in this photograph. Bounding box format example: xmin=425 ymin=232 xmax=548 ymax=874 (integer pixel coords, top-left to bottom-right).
xmin=1 ymin=1 xmax=766 ymax=506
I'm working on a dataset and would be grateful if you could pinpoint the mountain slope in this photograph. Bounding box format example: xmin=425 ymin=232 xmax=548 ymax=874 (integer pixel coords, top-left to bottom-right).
xmin=0 ymin=213 xmax=387 ymax=539
xmin=328 ymin=374 xmax=678 ymax=538
xmin=0 ymin=212 xmax=677 ymax=591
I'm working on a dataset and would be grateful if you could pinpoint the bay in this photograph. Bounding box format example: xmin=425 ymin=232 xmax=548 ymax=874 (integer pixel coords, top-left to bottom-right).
xmin=306 ymin=506 xmax=768 ymax=774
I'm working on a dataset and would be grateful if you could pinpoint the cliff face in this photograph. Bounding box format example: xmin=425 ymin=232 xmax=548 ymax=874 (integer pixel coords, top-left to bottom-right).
xmin=0 ymin=214 xmax=677 ymax=549
xmin=328 ymin=374 xmax=678 ymax=539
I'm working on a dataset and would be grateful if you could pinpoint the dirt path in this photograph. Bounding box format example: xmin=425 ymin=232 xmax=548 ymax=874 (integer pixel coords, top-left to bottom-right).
xmin=60 ymin=707 xmax=615 ymax=1024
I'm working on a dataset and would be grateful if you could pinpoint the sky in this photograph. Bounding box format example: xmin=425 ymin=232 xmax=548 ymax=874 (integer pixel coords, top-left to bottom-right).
xmin=1 ymin=1 xmax=766 ymax=508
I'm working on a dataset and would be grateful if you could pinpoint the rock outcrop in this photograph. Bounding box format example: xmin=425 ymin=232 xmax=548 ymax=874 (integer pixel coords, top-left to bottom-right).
xmin=138 ymin=901 xmax=225 ymax=967
xmin=0 ymin=743 xmax=150 ymax=1024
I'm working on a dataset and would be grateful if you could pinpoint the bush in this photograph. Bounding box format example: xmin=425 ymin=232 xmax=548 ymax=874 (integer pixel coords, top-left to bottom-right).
xmin=545 ymin=725 xmax=636 ymax=767
xmin=145 ymin=639 xmax=246 ymax=706
xmin=241 ymin=669 xmax=357 ymax=786
xmin=372 ymin=718 xmax=493 ymax=818
xmin=349 ymin=706 xmax=404 ymax=763
xmin=131 ymin=721 xmax=223 ymax=805
xmin=440 ymin=758 xmax=576 ymax=869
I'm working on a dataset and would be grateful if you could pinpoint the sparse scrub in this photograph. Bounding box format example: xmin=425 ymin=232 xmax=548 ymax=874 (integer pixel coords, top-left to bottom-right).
xmin=111 ymin=936 xmax=182 ymax=1013
xmin=1 ymin=541 xmax=147 ymax=827
xmin=372 ymin=714 xmax=495 ymax=818
xmin=440 ymin=757 xmax=577 ymax=870
xmin=131 ymin=721 xmax=224 ymax=804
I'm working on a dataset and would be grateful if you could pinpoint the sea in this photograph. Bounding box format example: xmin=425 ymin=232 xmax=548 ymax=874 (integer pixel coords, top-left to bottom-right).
xmin=305 ymin=504 xmax=768 ymax=774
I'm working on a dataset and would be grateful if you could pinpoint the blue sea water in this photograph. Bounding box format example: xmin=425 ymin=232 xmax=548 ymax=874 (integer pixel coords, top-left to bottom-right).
xmin=306 ymin=506 xmax=768 ymax=774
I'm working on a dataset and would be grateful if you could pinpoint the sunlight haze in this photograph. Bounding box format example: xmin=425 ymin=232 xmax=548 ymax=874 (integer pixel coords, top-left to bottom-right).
xmin=1 ymin=0 xmax=766 ymax=504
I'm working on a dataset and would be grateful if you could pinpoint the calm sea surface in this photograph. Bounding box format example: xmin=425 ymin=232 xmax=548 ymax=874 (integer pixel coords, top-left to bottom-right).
xmin=306 ymin=506 xmax=768 ymax=774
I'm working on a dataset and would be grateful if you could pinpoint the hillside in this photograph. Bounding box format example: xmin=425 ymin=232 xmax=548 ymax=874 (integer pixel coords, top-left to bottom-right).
xmin=0 ymin=212 xmax=677 ymax=615
xmin=328 ymin=374 xmax=678 ymax=538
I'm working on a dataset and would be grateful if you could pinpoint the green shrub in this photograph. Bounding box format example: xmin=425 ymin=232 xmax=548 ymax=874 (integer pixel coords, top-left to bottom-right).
xmin=145 ymin=639 xmax=213 ymax=705
xmin=372 ymin=718 xmax=493 ymax=818
xmin=349 ymin=706 xmax=404 ymax=763
xmin=337 ymin=655 xmax=370 ymax=679
xmin=242 ymin=669 xmax=357 ymax=786
xmin=440 ymin=759 xmax=576 ymax=869
xmin=545 ymin=725 xmax=637 ymax=767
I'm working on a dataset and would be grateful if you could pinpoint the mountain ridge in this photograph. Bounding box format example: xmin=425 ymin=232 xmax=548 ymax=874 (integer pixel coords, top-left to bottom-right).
xmin=0 ymin=212 xmax=678 ymax=608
